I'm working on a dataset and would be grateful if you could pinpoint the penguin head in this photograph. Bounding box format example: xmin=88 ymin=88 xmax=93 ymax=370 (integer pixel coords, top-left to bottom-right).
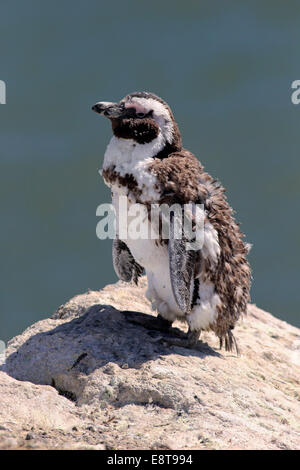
xmin=92 ymin=91 xmax=181 ymax=147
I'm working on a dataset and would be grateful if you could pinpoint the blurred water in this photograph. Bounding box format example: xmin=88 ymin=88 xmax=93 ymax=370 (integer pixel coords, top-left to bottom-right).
xmin=0 ymin=0 xmax=299 ymax=342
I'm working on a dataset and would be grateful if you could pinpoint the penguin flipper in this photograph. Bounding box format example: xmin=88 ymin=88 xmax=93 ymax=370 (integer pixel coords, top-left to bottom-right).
xmin=168 ymin=213 xmax=196 ymax=313
xmin=112 ymin=238 xmax=144 ymax=285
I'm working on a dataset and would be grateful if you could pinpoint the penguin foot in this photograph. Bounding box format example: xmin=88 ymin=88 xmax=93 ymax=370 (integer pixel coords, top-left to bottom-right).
xmin=160 ymin=328 xmax=200 ymax=349
xmin=123 ymin=311 xmax=173 ymax=332
xmin=156 ymin=314 xmax=173 ymax=330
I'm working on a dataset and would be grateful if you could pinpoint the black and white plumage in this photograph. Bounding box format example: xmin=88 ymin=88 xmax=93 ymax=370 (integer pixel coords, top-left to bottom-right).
xmin=92 ymin=92 xmax=251 ymax=352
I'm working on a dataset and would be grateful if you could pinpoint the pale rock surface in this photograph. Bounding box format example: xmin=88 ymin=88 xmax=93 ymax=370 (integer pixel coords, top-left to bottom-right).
xmin=0 ymin=278 xmax=299 ymax=450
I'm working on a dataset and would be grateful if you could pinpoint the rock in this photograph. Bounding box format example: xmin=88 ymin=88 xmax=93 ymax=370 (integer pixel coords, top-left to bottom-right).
xmin=1 ymin=278 xmax=300 ymax=450
xmin=0 ymin=370 xmax=82 ymax=449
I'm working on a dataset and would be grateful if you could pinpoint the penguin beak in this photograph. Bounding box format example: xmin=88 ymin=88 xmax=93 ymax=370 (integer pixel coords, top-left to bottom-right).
xmin=92 ymin=101 xmax=124 ymax=119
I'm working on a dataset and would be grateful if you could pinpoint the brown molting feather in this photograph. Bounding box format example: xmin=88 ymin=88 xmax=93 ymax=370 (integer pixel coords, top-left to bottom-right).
xmin=149 ymin=150 xmax=207 ymax=204
xmin=149 ymin=149 xmax=251 ymax=341
xmin=102 ymin=166 xmax=143 ymax=201
xmin=219 ymin=330 xmax=240 ymax=355
xmin=111 ymin=118 xmax=160 ymax=144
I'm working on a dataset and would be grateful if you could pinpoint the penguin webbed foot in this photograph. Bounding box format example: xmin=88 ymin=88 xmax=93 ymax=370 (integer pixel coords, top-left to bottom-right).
xmin=160 ymin=328 xmax=200 ymax=350
xmin=156 ymin=314 xmax=173 ymax=330
xmin=124 ymin=310 xmax=202 ymax=350
xmin=124 ymin=311 xmax=173 ymax=332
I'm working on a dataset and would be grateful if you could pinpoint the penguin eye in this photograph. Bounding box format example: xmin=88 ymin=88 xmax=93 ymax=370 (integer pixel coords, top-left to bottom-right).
xmin=136 ymin=110 xmax=153 ymax=119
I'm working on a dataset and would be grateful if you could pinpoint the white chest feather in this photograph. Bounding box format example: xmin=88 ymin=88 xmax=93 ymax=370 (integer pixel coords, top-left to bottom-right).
xmin=102 ymin=135 xmax=163 ymax=202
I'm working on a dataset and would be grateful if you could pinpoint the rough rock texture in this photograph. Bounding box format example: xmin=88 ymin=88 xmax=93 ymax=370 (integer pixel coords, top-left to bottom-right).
xmin=0 ymin=278 xmax=300 ymax=450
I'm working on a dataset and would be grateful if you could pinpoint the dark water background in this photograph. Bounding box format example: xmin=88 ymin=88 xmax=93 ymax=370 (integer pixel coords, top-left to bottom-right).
xmin=1 ymin=0 xmax=299 ymax=342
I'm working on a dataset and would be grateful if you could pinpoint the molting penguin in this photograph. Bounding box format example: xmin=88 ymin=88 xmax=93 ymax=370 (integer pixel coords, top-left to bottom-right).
xmin=92 ymin=91 xmax=251 ymax=353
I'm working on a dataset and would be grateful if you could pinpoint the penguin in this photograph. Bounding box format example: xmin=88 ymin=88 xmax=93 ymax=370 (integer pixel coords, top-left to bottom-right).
xmin=92 ymin=91 xmax=251 ymax=353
